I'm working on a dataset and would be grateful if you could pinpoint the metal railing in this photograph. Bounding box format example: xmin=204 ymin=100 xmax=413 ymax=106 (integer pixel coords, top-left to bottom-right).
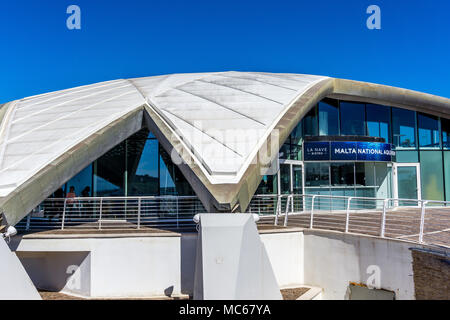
xmin=16 ymin=196 xmax=206 ymax=231
xmin=16 ymin=193 xmax=450 ymax=247
xmin=250 ymin=194 xmax=450 ymax=247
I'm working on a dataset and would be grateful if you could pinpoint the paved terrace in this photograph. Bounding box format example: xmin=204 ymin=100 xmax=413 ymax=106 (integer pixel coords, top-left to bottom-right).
xmin=15 ymin=207 xmax=449 ymax=249
xmin=259 ymin=207 xmax=450 ymax=248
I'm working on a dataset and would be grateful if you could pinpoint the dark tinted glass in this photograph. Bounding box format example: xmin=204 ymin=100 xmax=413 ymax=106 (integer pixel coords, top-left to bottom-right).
xmin=318 ymin=99 xmax=339 ymax=136
xmin=340 ymin=102 xmax=365 ymax=136
xmin=392 ymin=108 xmax=416 ymax=148
xmin=305 ymin=163 xmax=329 ymax=187
xmin=442 ymin=118 xmax=450 ymax=149
xmin=330 ymin=163 xmax=354 ymax=186
xmin=366 ymin=104 xmax=391 ymax=142
xmin=418 ymin=113 xmax=440 ymax=148
xmin=303 ymin=106 xmax=318 ymax=136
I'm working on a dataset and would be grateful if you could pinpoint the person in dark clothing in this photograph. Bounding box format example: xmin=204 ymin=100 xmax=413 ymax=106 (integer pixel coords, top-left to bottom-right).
xmin=51 ymin=188 xmax=65 ymax=219
xmin=81 ymin=186 xmax=91 ymax=197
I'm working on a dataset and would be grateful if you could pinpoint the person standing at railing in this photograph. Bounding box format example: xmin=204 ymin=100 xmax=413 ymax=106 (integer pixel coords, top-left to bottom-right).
xmin=49 ymin=188 xmax=65 ymax=220
xmin=66 ymin=186 xmax=78 ymax=217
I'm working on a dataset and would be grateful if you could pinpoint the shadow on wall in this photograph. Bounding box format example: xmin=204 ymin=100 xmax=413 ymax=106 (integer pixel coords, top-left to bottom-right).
xmin=180 ymin=233 xmax=198 ymax=297
xmin=17 ymin=251 xmax=91 ymax=297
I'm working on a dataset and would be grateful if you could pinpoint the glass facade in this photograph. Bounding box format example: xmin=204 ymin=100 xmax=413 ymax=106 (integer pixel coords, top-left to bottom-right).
xmin=55 ymin=128 xmax=195 ymax=198
xmin=366 ymin=104 xmax=390 ymax=143
xmin=61 ymin=98 xmax=450 ymax=204
xmin=319 ymin=99 xmax=339 ymax=136
xmin=418 ymin=113 xmax=440 ymax=149
xmin=392 ymin=108 xmax=416 ymax=148
xmin=340 ymin=102 xmax=365 ymax=136
xmin=276 ymin=98 xmax=450 ymax=202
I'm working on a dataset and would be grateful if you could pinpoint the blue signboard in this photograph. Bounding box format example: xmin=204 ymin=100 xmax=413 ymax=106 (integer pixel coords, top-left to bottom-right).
xmin=303 ymin=141 xmax=395 ymax=162
xmin=303 ymin=142 xmax=330 ymax=161
xmin=331 ymin=142 xmax=357 ymax=161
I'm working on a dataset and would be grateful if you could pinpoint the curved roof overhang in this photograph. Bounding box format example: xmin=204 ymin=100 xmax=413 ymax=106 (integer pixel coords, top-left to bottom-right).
xmin=0 ymin=72 xmax=449 ymax=227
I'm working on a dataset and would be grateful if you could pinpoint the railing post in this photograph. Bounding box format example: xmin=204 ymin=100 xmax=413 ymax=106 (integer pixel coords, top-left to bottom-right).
xmin=61 ymin=199 xmax=67 ymax=230
xmin=284 ymin=195 xmax=291 ymax=227
xmin=176 ymin=197 xmax=179 ymax=229
xmin=26 ymin=213 xmax=31 ymax=231
xmin=345 ymin=197 xmax=353 ymax=233
xmin=380 ymin=199 xmax=389 ymax=237
xmin=274 ymin=195 xmax=281 ymax=226
xmin=310 ymin=195 xmax=317 ymax=229
xmin=99 ymin=198 xmax=103 ymax=230
xmin=419 ymin=200 xmax=428 ymax=244
xmin=137 ymin=197 xmax=141 ymax=229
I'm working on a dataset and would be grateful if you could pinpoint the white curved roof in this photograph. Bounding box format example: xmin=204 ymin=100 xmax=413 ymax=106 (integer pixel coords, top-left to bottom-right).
xmin=0 ymin=71 xmax=327 ymax=198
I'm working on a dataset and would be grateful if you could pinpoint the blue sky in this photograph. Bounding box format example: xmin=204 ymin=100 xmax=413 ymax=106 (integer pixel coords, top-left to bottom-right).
xmin=0 ymin=0 xmax=449 ymax=103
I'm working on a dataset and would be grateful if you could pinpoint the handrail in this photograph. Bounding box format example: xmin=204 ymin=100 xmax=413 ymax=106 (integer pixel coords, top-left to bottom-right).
xmin=16 ymin=193 xmax=450 ymax=249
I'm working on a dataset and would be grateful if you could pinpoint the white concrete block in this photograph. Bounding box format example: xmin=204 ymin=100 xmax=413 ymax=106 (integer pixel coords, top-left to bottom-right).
xmin=0 ymin=238 xmax=41 ymax=300
xmin=194 ymin=214 xmax=282 ymax=300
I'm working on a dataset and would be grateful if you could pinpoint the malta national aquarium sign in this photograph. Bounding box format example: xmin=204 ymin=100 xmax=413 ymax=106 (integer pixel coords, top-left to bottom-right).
xmin=303 ymin=141 xmax=396 ymax=162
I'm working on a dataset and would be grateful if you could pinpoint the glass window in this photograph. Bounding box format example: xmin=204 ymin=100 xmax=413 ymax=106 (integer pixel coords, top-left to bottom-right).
xmin=280 ymin=164 xmax=291 ymax=194
xmin=444 ymin=152 xmax=450 ymax=201
xmin=339 ymin=102 xmax=365 ymax=136
xmin=392 ymin=108 xmax=416 ymax=148
xmin=318 ymin=99 xmax=339 ymax=136
xmin=330 ymin=163 xmax=354 ymax=186
xmin=375 ymin=163 xmax=392 ymax=199
xmin=279 ymin=143 xmax=290 ymax=160
xmin=256 ymin=174 xmax=278 ymax=194
xmin=94 ymin=141 xmax=126 ymax=196
xmin=420 ymin=151 xmax=445 ymax=201
xmin=65 ymin=165 xmax=93 ymax=197
xmin=418 ymin=113 xmax=440 ymax=149
xmin=290 ymin=121 xmax=303 ymax=145
xmin=303 ymin=106 xmax=318 ymax=136
xmin=366 ymin=104 xmax=391 ymax=143
xmin=127 ymin=137 xmax=159 ymax=196
xmin=305 ymin=163 xmax=330 ymax=187
xmin=395 ymin=150 xmax=419 ymax=163
xmin=159 ymin=145 xmax=195 ymax=196
xmin=442 ymin=118 xmax=450 ymax=149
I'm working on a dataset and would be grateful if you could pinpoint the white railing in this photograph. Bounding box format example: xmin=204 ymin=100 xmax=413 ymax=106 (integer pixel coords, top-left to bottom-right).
xmin=249 ymin=194 xmax=450 ymax=247
xmin=17 ymin=196 xmax=206 ymax=231
xmin=16 ymin=193 xmax=450 ymax=247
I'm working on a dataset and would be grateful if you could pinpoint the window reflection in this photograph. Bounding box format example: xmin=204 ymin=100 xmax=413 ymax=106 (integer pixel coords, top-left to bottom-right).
xmin=331 ymin=163 xmax=354 ymax=186
xmin=319 ymin=99 xmax=339 ymax=136
xmin=305 ymin=163 xmax=329 ymax=187
xmin=340 ymin=102 xmax=365 ymax=136
xmin=418 ymin=113 xmax=440 ymax=149
xmin=94 ymin=141 xmax=126 ymax=196
xmin=127 ymin=135 xmax=159 ymax=196
xmin=159 ymin=145 xmax=195 ymax=196
xmin=66 ymin=128 xmax=195 ymax=197
xmin=392 ymin=108 xmax=416 ymax=148
xmin=366 ymin=104 xmax=391 ymax=143
xmin=442 ymin=118 xmax=450 ymax=149
xmin=303 ymin=106 xmax=318 ymax=136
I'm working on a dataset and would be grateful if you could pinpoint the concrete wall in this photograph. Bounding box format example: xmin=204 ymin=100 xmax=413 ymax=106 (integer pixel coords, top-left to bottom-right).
xmin=303 ymin=230 xmax=423 ymax=300
xmin=177 ymin=231 xmax=304 ymax=296
xmin=260 ymin=231 xmax=304 ymax=288
xmin=14 ymin=235 xmax=181 ymax=298
xmin=18 ymin=251 xmax=91 ymax=297
xmin=11 ymin=228 xmax=432 ymax=299
xmin=0 ymin=238 xmax=41 ymax=300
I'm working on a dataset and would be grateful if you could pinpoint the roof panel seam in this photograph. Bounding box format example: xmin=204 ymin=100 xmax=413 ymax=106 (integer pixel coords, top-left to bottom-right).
xmin=194 ymin=79 xmax=284 ymax=105
xmin=172 ymin=87 xmax=267 ymax=127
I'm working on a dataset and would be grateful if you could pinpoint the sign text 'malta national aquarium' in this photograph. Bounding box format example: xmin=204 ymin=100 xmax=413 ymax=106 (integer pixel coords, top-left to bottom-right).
xmin=303 ymin=141 xmax=396 ymax=162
